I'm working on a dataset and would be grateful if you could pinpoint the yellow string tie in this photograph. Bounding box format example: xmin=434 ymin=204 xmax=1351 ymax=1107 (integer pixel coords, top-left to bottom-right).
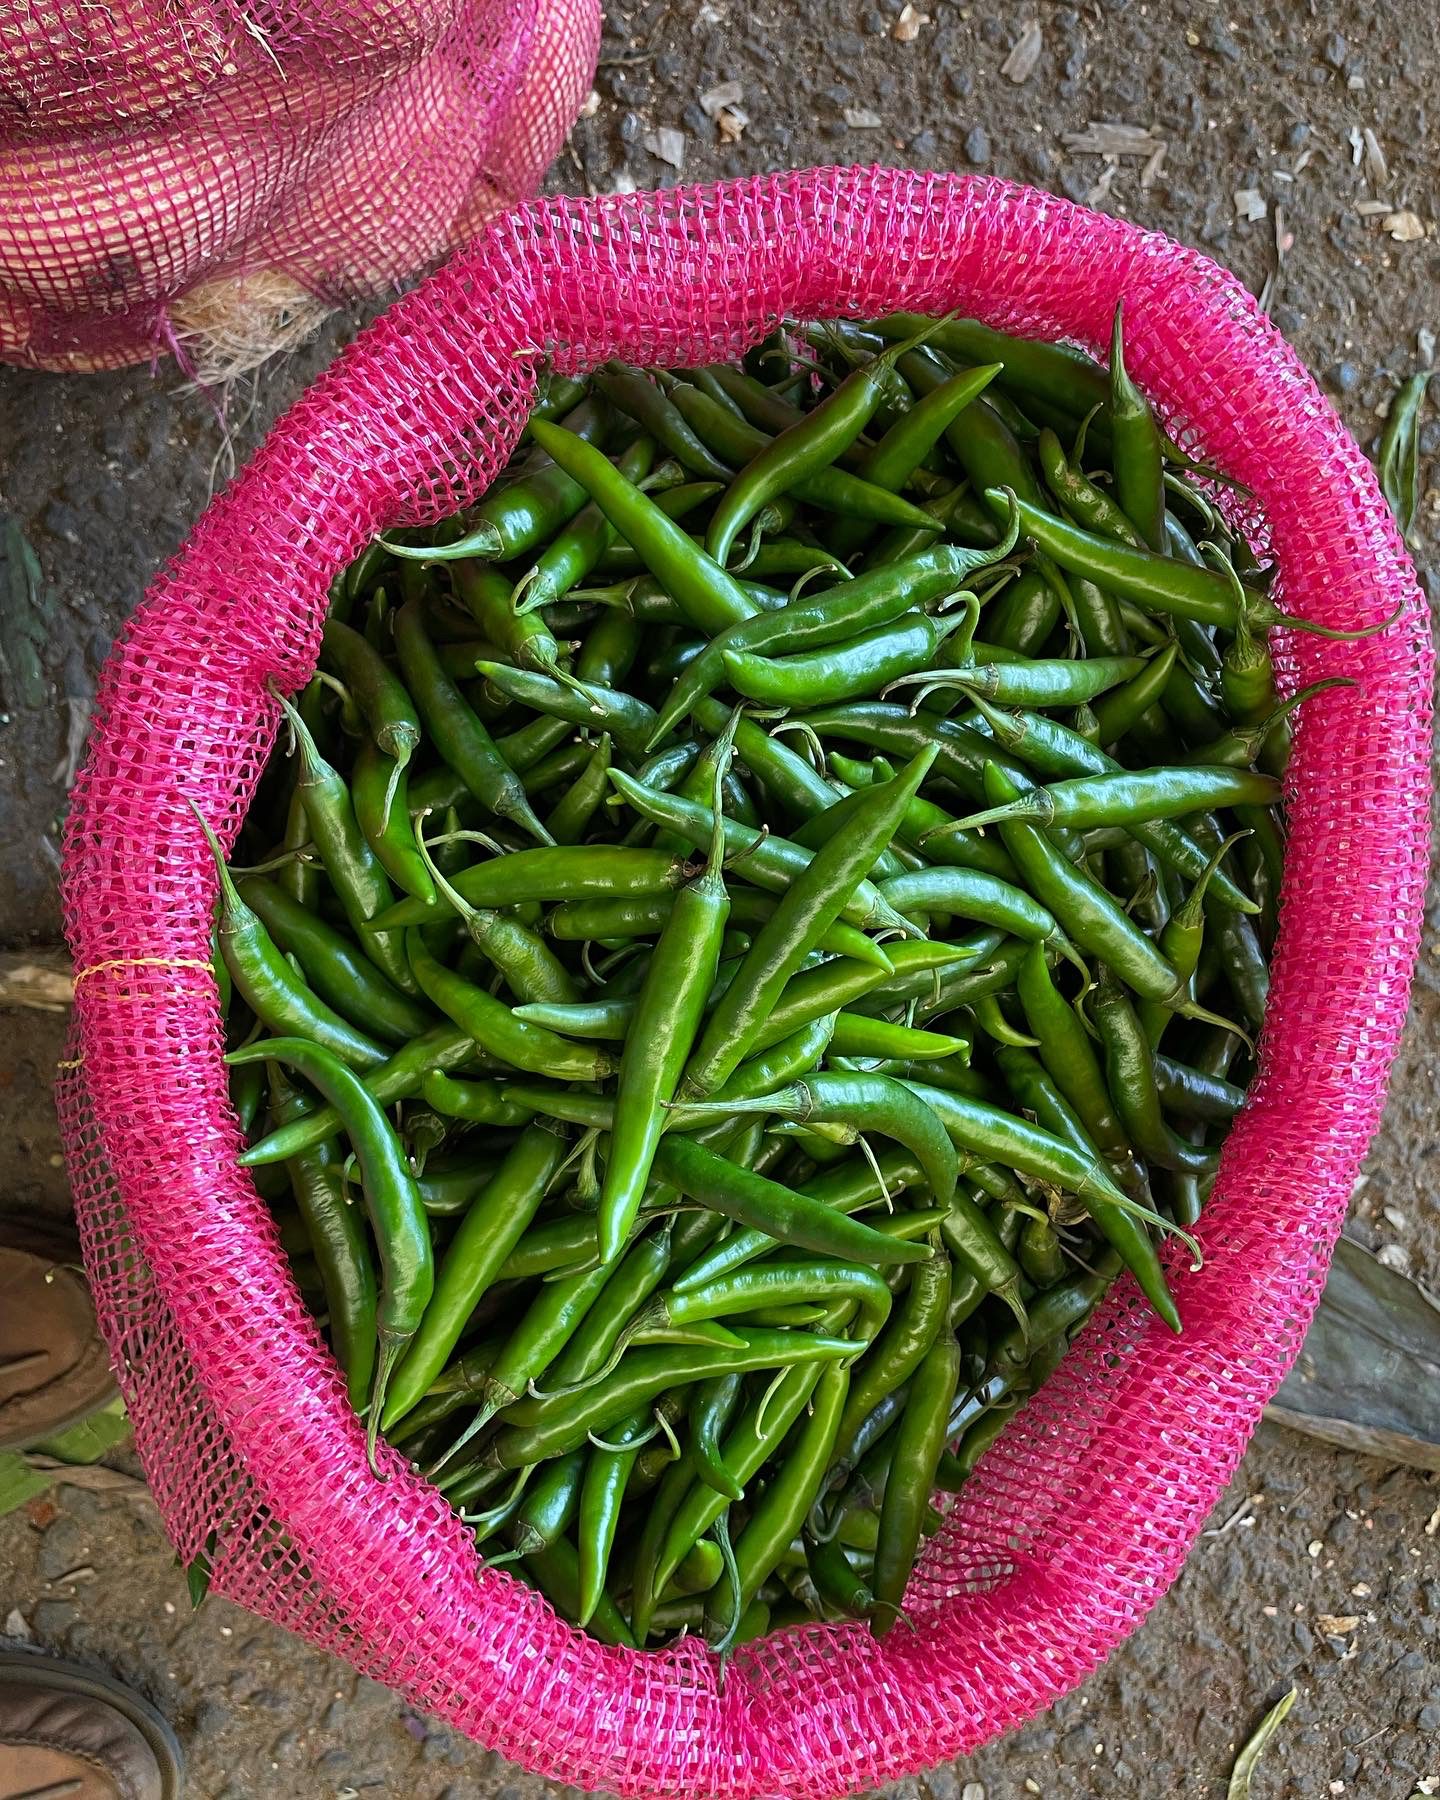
xmin=72 ymin=956 xmax=214 ymax=984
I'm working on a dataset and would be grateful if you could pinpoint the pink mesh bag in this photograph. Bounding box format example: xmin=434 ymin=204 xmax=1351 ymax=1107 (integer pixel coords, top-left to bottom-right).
xmin=0 ymin=0 xmax=600 ymax=373
xmin=58 ymin=169 xmax=1431 ymax=1796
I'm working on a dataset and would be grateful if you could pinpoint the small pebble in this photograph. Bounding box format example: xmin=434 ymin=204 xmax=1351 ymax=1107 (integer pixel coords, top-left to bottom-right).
xmin=964 ymin=125 xmax=991 ymax=166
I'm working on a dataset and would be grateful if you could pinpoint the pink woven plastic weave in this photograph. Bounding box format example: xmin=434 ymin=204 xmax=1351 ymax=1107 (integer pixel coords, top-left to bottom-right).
xmin=59 ymin=169 xmax=1431 ymax=1797
xmin=0 ymin=0 xmax=599 ymax=371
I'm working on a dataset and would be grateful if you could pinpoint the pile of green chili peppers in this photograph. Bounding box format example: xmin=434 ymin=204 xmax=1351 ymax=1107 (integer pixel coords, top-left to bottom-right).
xmin=212 ymin=304 xmax=1365 ymax=1651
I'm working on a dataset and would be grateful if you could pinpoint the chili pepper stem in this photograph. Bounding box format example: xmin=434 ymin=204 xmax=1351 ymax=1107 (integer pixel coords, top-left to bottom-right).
xmin=367 ymin=1332 xmax=409 ymax=1479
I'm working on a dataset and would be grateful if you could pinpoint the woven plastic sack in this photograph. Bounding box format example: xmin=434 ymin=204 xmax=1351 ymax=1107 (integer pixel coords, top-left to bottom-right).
xmin=0 ymin=0 xmax=599 ymax=374
xmin=58 ymin=168 xmax=1431 ymax=1797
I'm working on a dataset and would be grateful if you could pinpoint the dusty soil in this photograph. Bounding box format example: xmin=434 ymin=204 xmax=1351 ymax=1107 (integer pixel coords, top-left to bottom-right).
xmin=1 ymin=0 xmax=1438 ymax=1795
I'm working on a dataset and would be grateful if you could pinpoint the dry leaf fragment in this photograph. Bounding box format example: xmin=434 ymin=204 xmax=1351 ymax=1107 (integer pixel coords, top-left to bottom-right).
xmin=844 ymin=106 xmax=883 ymax=129
xmin=1383 ymin=210 xmax=1426 ymax=242
xmin=643 ymin=127 xmax=686 ymax=171
xmin=893 ymin=4 xmax=930 ymax=42
xmin=1001 ymin=19 xmax=1043 ymax=82
xmin=1418 ymin=326 xmax=1436 ymax=364
xmin=1346 ymin=125 xmax=1364 ymax=166
xmin=1062 ymin=121 xmax=1166 ymax=158
xmin=716 ymin=106 xmax=748 ymax=144
xmin=1234 ymin=188 xmax=1267 ymax=222
xmin=1356 ymin=200 xmax=1395 ymax=216
xmin=1315 ymin=1614 xmax=1360 ymax=1634
xmin=1086 ymin=161 xmax=1119 ymax=207
xmin=700 ymin=80 xmax=743 ymax=118
xmin=1140 ymin=140 xmax=1168 ymax=188
xmin=1361 ymin=127 xmax=1388 ymax=187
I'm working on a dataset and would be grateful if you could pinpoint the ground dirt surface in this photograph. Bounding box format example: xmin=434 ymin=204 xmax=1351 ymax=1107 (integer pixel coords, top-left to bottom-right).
xmin=1 ymin=0 xmax=1437 ymax=1796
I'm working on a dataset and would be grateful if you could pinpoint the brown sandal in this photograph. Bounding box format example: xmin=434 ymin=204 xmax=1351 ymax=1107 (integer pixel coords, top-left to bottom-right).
xmin=0 ymin=1649 xmax=184 ymax=1799
xmin=0 ymin=1220 xmax=115 ymax=1453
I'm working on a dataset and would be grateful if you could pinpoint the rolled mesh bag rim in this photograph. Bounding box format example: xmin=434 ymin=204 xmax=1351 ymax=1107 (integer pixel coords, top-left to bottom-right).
xmin=58 ymin=167 xmax=1432 ymax=1799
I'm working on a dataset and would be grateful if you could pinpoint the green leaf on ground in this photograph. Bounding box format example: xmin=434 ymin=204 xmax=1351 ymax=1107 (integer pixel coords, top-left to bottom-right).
xmin=1227 ymin=1687 xmax=1297 ymax=1797
xmin=0 ymin=1450 xmax=56 ymax=1519
xmin=1376 ymin=370 xmax=1431 ymax=538
xmin=29 ymin=1398 xmax=131 ymax=1466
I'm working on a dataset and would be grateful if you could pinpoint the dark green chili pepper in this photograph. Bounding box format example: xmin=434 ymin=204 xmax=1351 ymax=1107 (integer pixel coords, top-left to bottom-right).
xmin=238 ymin=1023 xmax=484 ymax=1165
xmin=942 ymin=764 xmax=1280 ymax=834
xmin=681 ymin=748 xmax=936 ymax=1094
xmin=195 ymin=810 xmax=390 ymax=1069
xmin=373 ymin=844 xmax=691 ymax=930
xmin=523 ymin=1535 xmax=636 ymax=1648
xmin=962 ymin=691 xmax=1259 ymax=914
xmin=384 ymin=394 xmax=611 ymax=564
xmin=418 ymin=1072 xmax=536 ymax=1127
xmin=831 ymin=1243 xmax=950 ymax=1482
xmin=666 ymin=386 xmax=946 ymax=558
xmin=576 ymin=1405 xmax=652 ymax=1626
xmin=723 ymin=611 xmax=974 ymax=709
xmin=689 ymin=1373 xmax=745 ymax=1502
xmin=1092 ymin=639 xmax=1178 ymax=745
xmin=593 ymin=363 xmax=732 ymax=481
xmin=1108 ymin=302 xmax=1166 ymax=550
xmin=682 ymin=1072 xmax=957 ymax=1211
xmin=652 ymin=535 xmax=1016 ymax=745
xmin=404 ymin=931 xmax=608 ymax=1079
xmin=651 ymin=1136 xmax=931 ymax=1269
xmin=505 ymin=1447 xmax=586 ymax=1557
xmin=228 ymin=1037 xmax=432 ymax=1475
xmin=271 ymin=1064 xmax=378 ymax=1411
xmin=1037 ymin=427 xmax=1147 ymax=549
xmin=544 ymin=734 xmax=612 ymax=844
xmin=436 ymin=1256 xmax=620 ymax=1469
xmin=871 ymin=1325 xmax=959 ymax=1636
xmin=984 ymin=568 xmax=1062 ymax=655
xmin=319 ymin=618 xmax=422 ymax=807
xmin=271 ymin=691 xmax=418 ymax=994
xmin=980 ymin=761 xmax=1197 ymax=1006
xmin=1014 ymin=944 xmax=1126 ymax=1158
xmin=806 ymin=1536 xmax=874 ymax=1619
xmin=380 ymin=1121 xmax=567 ymax=1429
xmin=606 ymin=769 xmax=916 ymax=938
xmin=542 ymin=1222 xmax=679 ymax=1395
xmin=878 ymin=866 xmax=1086 ymax=974
xmin=1092 ymin=964 xmax=1218 ymax=1177
xmin=984 ymin=491 xmax=1393 ymax=638
xmin=708 ymin=1360 xmax=850 ymax=1640
xmin=237 ymin=876 xmax=435 ymax=1045
xmin=705 ymin=321 xmax=948 ymax=566
xmin=599 ymin=728 xmax=735 ymax=1262
xmin=352 ymin=737 xmax=438 ymax=906
xmin=489 ymin=1328 xmax=854 ymax=1470
xmin=873 ymin=312 xmax=1110 ymax=416
xmin=1154 ymin=1055 xmax=1246 ymax=1124
xmin=392 ymin=597 xmax=553 ymax=846
xmin=544 ymin=889 xmax=886 ymax=968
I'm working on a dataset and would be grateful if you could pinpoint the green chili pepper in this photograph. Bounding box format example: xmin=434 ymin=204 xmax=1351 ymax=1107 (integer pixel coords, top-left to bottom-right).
xmin=871 ymin=1325 xmax=959 ymax=1636
xmin=381 ymin=1121 xmax=567 ymax=1429
xmin=392 ymin=598 xmax=554 ymax=846
xmin=228 ymin=1038 xmax=432 ymax=1475
xmin=196 ymin=809 xmax=390 ymax=1070
xmin=681 ymin=748 xmax=937 ymax=1094
xmin=270 ymin=1065 xmax=378 ymax=1410
xmin=599 ymin=724 xmax=735 ymax=1262
xmin=383 ymin=394 xmax=611 ymax=564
